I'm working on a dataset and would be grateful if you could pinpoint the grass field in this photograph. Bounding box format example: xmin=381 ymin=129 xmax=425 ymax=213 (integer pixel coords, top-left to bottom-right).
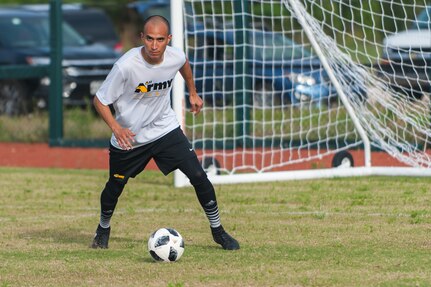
xmin=1 ymin=167 xmax=431 ymax=287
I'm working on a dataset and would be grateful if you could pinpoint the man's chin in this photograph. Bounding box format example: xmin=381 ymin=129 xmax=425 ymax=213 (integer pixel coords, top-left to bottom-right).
xmin=148 ymin=54 xmax=162 ymax=61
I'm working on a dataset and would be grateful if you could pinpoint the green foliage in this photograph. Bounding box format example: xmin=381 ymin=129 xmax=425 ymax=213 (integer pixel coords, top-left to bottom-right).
xmin=63 ymin=107 xmax=111 ymax=140
xmin=0 ymin=108 xmax=110 ymax=142
xmin=0 ymin=112 xmax=49 ymax=142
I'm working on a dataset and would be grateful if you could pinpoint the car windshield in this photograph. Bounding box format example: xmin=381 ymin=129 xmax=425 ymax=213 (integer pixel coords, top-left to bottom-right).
xmin=0 ymin=15 xmax=87 ymax=48
xmin=252 ymin=31 xmax=311 ymax=61
xmin=63 ymin=11 xmax=118 ymax=43
xmin=188 ymin=29 xmax=312 ymax=62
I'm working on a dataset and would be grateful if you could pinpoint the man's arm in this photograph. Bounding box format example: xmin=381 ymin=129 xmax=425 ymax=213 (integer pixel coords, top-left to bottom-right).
xmin=179 ymin=58 xmax=203 ymax=115
xmin=93 ymin=96 xmax=135 ymax=150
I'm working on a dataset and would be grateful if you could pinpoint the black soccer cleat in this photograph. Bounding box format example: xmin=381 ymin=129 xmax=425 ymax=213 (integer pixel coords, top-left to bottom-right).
xmin=211 ymin=226 xmax=240 ymax=250
xmin=91 ymin=225 xmax=111 ymax=249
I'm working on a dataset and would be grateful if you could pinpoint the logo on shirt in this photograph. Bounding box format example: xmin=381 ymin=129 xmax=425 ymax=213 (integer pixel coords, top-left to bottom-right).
xmin=134 ymin=79 xmax=173 ymax=94
xmin=134 ymin=83 xmax=148 ymax=93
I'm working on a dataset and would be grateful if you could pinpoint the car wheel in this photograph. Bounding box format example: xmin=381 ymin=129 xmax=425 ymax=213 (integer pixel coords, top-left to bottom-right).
xmin=0 ymin=80 xmax=31 ymax=116
xmin=331 ymin=151 xmax=354 ymax=168
xmin=201 ymin=156 xmax=221 ymax=176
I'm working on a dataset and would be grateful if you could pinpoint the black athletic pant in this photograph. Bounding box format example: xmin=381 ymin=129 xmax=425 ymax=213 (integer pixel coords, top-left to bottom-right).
xmin=99 ymin=128 xmax=219 ymax=227
xmin=100 ymin=155 xmax=217 ymax=213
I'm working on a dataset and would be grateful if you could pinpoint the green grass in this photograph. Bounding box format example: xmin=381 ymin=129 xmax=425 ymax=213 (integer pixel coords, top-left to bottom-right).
xmin=0 ymin=109 xmax=111 ymax=143
xmin=1 ymin=167 xmax=431 ymax=286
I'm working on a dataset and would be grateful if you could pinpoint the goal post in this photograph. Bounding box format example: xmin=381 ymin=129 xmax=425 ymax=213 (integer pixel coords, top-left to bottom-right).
xmin=286 ymin=0 xmax=372 ymax=168
xmin=172 ymin=0 xmax=431 ymax=187
xmin=170 ymin=0 xmax=189 ymax=188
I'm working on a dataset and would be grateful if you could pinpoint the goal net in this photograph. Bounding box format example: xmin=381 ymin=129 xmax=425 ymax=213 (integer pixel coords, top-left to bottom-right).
xmin=172 ymin=0 xmax=431 ymax=186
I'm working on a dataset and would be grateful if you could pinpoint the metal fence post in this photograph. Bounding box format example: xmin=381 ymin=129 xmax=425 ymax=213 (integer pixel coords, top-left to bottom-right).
xmin=49 ymin=0 xmax=63 ymax=146
xmin=233 ymin=0 xmax=251 ymax=148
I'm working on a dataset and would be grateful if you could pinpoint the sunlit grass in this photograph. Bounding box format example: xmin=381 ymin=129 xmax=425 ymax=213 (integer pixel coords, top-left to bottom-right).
xmin=1 ymin=167 xmax=431 ymax=286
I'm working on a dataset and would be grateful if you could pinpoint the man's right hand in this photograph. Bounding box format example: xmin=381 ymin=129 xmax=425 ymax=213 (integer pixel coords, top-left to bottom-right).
xmin=112 ymin=126 xmax=136 ymax=150
xmin=93 ymin=96 xmax=136 ymax=150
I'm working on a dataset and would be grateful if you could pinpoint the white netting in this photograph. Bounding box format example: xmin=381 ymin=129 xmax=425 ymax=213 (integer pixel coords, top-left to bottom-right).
xmin=283 ymin=0 xmax=431 ymax=167
xmin=178 ymin=0 xmax=431 ymax=181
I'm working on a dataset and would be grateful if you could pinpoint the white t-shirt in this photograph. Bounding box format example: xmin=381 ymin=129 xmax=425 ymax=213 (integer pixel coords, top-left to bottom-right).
xmin=96 ymin=46 xmax=186 ymax=149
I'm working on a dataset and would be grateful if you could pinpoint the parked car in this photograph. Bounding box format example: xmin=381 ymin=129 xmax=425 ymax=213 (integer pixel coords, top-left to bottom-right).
xmin=128 ymin=1 xmax=344 ymax=107
xmin=188 ymin=28 xmax=334 ymax=107
xmin=378 ymin=6 xmax=431 ymax=100
xmin=0 ymin=7 xmax=119 ymax=115
xmin=21 ymin=4 xmax=123 ymax=54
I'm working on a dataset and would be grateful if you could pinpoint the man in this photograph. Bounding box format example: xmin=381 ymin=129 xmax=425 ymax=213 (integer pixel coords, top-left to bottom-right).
xmin=90 ymin=15 xmax=239 ymax=250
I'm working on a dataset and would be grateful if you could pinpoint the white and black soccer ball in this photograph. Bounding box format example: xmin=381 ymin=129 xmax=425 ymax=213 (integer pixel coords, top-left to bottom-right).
xmin=147 ymin=228 xmax=184 ymax=262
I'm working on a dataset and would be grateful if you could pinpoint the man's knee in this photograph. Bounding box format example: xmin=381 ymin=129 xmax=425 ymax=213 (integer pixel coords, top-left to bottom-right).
xmin=178 ymin=156 xmax=208 ymax=186
xmin=101 ymin=177 xmax=127 ymax=207
xmin=189 ymin=169 xmax=208 ymax=185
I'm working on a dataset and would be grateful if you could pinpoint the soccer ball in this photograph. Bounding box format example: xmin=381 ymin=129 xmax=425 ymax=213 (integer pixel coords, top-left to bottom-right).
xmin=147 ymin=228 xmax=184 ymax=262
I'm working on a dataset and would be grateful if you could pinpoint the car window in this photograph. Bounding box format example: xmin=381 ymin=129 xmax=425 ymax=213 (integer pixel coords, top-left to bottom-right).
xmin=0 ymin=16 xmax=48 ymax=48
xmin=62 ymin=21 xmax=87 ymax=46
xmin=252 ymin=31 xmax=311 ymax=61
xmin=0 ymin=15 xmax=86 ymax=48
xmin=187 ymin=31 xmax=232 ymax=61
xmin=63 ymin=11 xmax=118 ymax=43
xmin=187 ymin=29 xmax=310 ymax=62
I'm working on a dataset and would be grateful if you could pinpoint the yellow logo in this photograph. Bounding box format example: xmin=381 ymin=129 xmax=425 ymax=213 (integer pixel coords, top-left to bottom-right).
xmin=113 ymin=174 xmax=125 ymax=179
xmin=134 ymin=83 xmax=148 ymax=93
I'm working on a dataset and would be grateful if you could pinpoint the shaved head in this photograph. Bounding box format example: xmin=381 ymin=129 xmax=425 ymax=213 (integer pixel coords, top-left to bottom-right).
xmin=142 ymin=15 xmax=170 ymax=34
xmin=140 ymin=15 xmax=172 ymax=65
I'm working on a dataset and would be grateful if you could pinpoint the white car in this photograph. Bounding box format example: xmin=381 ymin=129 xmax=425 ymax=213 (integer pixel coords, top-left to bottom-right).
xmin=379 ymin=6 xmax=430 ymax=100
xmin=384 ymin=30 xmax=431 ymax=54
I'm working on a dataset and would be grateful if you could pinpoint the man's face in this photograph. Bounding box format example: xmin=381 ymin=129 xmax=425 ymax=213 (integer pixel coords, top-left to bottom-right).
xmin=141 ymin=21 xmax=172 ymax=64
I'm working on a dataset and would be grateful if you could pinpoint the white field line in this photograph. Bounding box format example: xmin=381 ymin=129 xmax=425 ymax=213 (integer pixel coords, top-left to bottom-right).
xmin=0 ymin=207 xmax=428 ymax=223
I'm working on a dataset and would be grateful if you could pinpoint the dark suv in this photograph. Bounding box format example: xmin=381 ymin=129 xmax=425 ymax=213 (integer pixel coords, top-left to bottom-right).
xmin=0 ymin=7 xmax=119 ymax=115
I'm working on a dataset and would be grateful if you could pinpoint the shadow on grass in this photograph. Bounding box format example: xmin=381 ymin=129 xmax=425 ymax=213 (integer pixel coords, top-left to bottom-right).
xmin=18 ymin=228 xmax=229 ymax=263
xmin=19 ymin=227 xmax=138 ymax=247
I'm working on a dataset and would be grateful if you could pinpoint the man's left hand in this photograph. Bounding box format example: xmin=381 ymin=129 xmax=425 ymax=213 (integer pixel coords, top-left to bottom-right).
xmin=189 ymin=91 xmax=203 ymax=115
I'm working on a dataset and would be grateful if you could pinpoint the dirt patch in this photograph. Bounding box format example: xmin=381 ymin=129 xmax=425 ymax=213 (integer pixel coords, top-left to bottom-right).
xmin=0 ymin=142 xmax=110 ymax=170
xmin=0 ymin=142 xmax=405 ymax=171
